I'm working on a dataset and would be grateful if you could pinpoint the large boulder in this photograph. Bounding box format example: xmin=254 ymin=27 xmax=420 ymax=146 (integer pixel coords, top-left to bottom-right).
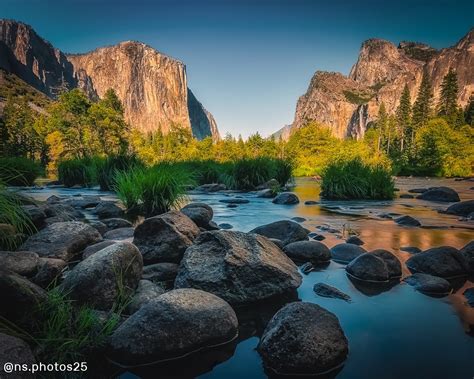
xmin=272 ymin=192 xmax=300 ymax=205
xmin=175 ymin=231 xmax=302 ymax=305
xmin=108 ymin=288 xmax=238 ymax=365
xmin=416 ymin=187 xmax=460 ymax=202
xmin=258 ymin=302 xmax=348 ymax=376
xmin=283 ymin=241 xmax=331 ymax=265
xmin=250 ymin=220 xmax=308 ymax=246
xmin=101 ymin=218 xmax=133 ymax=230
xmin=460 ymin=240 xmax=474 ymax=273
xmin=403 ymin=273 xmax=452 ymax=296
xmin=371 ymin=249 xmax=402 ymax=278
xmin=42 ymin=203 xmax=84 ymax=220
xmin=406 ymin=246 xmax=468 ymax=278
xmin=60 ymin=242 xmax=143 ymax=310
xmin=82 ymin=240 xmax=116 ymax=260
xmin=21 ymin=205 xmax=46 ymax=229
xmin=143 ymin=262 xmax=179 ymax=283
xmin=346 ymin=251 xmax=400 ymax=282
xmin=133 ymin=211 xmax=200 ymax=264
xmin=330 ymin=243 xmax=366 ymax=264
xmin=395 ymin=215 xmax=421 ymax=227
xmin=19 ymin=221 xmax=102 ymax=262
xmin=0 ymin=333 xmax=36 ymax=379
xmin=93 ymin=201 xmax=125 ymax=219
xmin=444 ymin=200 xmax=474 ymax=216
xmin=104 ymin=227 xmax=134 ymax=241
xmin=126 ymin=280 xmax=165 ymax=315
xmin=180 ymin=203 xmax=213 ymax=229
xmin=0 ymin=251 xmax=39 ymax=276
xmin=32 ymin=258 xmax=67 ymax=288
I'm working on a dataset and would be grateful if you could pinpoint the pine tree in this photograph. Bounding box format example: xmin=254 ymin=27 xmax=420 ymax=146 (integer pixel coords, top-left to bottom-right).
xmin=437 ymin=68 xmax=459 ymax=123
xmin=396 ymin=84 xmax=411 ymax=151
xmin=412 ymin=69 xmax=433 ymax=129
xmin=465 ymin=93 xmax=474 ymax=126
xmin=376 ymin=102 xmax=388 ymax=152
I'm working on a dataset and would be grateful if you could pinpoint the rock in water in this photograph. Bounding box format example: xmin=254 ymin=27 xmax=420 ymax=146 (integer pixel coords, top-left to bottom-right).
xmin=108 ymin=289 xmax=238 ymax=365
xmin=60 ymin=242 xmax=143 ymax=310
xmin=460 ymin=240 xmax=474 ymax=273
xmin=403 ymin=273 xmax=452 ymax=296
xmin=313 ymin=283 xmax=351 ymax=302
xmin=0 ymin=333 xmax=36 ymax=378
xmin=346 ymin=235 xmax=364 ymax=245
xmin=250 ymin=220 xmax=309 ymax=246
xmin=175 ymin=231 xmax=302 ymax=306
xmin=416 ymin=187 xmax=460 ymax=202
xmin=395 ymin=215 xmax=421 ymax=227
xmin=371 ymin=249 xmax=402 ymax=278
xmin=19 ymin=221 xmax=102 ymax=262
xmin=101 ymin=218 xmax=133 ymax=230
xmin=346 ymin=253 xmax=390 ymax=282
xmin=330 ymin=243 xmax=366 ymax=264
xmin=258 ymin=302 xmax=348 ymax=375
xmin=272 ymin=192 xmax=300 ymax=205
xmin=444 ymin=200 xmax=474 ymax=216
xmin=133 ymin=211 xmax=200 ymax=264
xmin=283 ymin=241 xmax=331 ymax=264
xmin=181 ymin=203 xmax=214 ymax=229
xmin=93 ymin=201 xmax=125 ymax=219
xmin=406 ymin=246 xmax=469 ymax=278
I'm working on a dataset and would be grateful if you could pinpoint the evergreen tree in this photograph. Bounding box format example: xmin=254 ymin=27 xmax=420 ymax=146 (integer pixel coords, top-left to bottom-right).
xmin=412 ymin=69 xmax=433 ymax=129
xmin=376 ymin=102 xmax=388 ymax=152
xmin=437 ymin=68 xmax=459 ymax=123
xmin=465 ymin=93 xmax=474 ymax=126
xmin=396 ymin=84 xmax=412 ymax=151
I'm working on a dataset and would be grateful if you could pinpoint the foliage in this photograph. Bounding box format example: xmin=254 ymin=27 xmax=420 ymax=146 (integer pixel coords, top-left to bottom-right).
xmin=57 ymin=158 xmax=99 ymax=187
xmin=230 ymin=158 xmax=276 ymax=190
xmin=412 ymin=69 xmax=433 ymax=129
xmin=437 ymin=68 xmax=459 ymax=123
xmin=96 ymin=153 xmax=144 ymax=191
xmin=0 ymin=157 xmax=42 ymax=186
xmin=321 ymin=158 xmax=395 ymax=200
xmin=465 ymin=93 xmax=474 ymax=126
xmin=343 ymin=90 xmax=373 ymax=105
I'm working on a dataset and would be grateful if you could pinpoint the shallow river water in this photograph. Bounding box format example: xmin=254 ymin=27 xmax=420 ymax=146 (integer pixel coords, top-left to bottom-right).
xmin=21 ymin=177 xmax=474 ymax=379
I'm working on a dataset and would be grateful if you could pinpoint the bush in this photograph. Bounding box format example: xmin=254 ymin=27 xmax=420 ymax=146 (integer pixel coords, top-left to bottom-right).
xmin=271 ymin=158 xmax=293 ymax=186
xmin=321 ymin=158 xmax=395 ymax=200
xmin=0 ymin=157 xmax=42 ymax=186
xmin=96 ymin=154 xmax=144 ymax=191
xmin=57 ymin=158 xmax=98 ymax=187
xmin=114 ymin=163 xmax=193 ymax=216
xmin=229 ymin=158 xmax=274 ymax=190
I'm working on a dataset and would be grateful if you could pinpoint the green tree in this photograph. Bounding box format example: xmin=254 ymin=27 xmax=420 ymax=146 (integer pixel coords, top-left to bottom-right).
xmin=464 ymin=93 xmax=474 ymax=126
xmin=437 ymin=68 xmax=459 ymax=124
xmin=412 ymin=69 xmax=433 ymax=129
xmin=396 ymin=84 xmax=412 ymax=152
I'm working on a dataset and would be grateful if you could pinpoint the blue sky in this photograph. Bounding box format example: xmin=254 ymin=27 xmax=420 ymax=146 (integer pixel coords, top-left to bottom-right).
xmin=1 ymin=0 xmax=473 ymax=137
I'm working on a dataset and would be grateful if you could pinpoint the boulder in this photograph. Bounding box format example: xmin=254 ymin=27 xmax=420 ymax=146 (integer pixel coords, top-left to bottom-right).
xmin=0 ymin=251 xmax=39 ymax=276
xmin=250 ymin=220 xmax=308 ymax=246
xmin=313 ymin=283 xmax=351 ymax=302
xmin=330 ymin=243 xmax=366 ymax=264
xmin=65 ymin=195 xmax=101 ymax=209
xmin=20 ymin=221 xmax=102 ymax=261
xmin=104 ymin=227 xmax=134 ymax=240
xmin=283 ymin=241 xmax=331 ymax=264
xmin=219 ymin=223 xmax=233 ymax=230
xmin=42 ymin=203 xmax=84 ymax=220
xmin=256 ymin=189 xmax=275 ymax=198
xmin=408 ymin=188 xmax=428 ymax=194
xmin=175 ymin=231 xmax=302 ymax=305
xmin=346 ymin=235 xmax=364 ymax=246
xmin=460 ymin=240 xmax=474 ymax=273
xmin=272 ymin=192 xmax=299 ymax=205
xmin=21 ymin=205 xmax=46 ymax=228
xmin=88 ymin=220 xmax=108 ymax=235
xmin=399 ymin=194 xmax=414 ymax=199
xmin=0 ymin=333 xmax=36 ymax=379
xmin=108 ymin=288 xmax=238 ymax=365
xmin=291 ymin=217 xmax=306 ymax=223
xmin=219 ymin=198 xmax=250 ymax=204
xmin=403 ymin=273 xmax=452 ymax=296
xmin=304 ymin=200 xmax=319 ymax=205
xmin=256 ymin=179 xmax=279 ymax=190
xmin=268 ymin=238 xmax=284 ymax=249
xmin=258 ymin=302 xmax=348 ymax=376
xmin=346 ymin=253 xmax=390 ymax=282
xmin=60 ymin=242 xmax=143 ymax=310
xmin=126 ymin=280 xmax=165 ymax=315
xmin=101 ymin=218 xmax=133 ymax=230
xmin=142 ymin=262 xmax=179 ymax=282
xmin=406 ymin=246 xmax=468 ymax=278
xmin=180 ymin=203 xmax=213 ymax=228
xmin=308 ymin=232 xmax=325 ymax=241
xmin=93 ymin=201 xmax=125 ymax=219
xmin=400 ymin=246 xmax=422 ymax=254
xmin=32 ymin=258 xmax=67 ymax=288
xmin=416 ymin=187 xmax=460 ymax=202
xmin=395 ymin=215 xmax=421 ymax=227
xmin=133 ymin=211 xmax=200 ymax=264
xmin=82 ymin=240 xmax=117 ymax=260
xmin=371 ymin=249 xmax=402 ymax=278
xmin=444 ymin=200 xmax=474 ymax=217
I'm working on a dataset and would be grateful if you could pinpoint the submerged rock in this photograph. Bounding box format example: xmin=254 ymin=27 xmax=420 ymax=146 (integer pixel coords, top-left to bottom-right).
xmin=258 ymin=302 xmax=348 ymax=376
xmin=250 ymin=220 xmax=308 ymax=246
xmin=416 ymin=187 xmax=460 ymax=202
xmin=330 ymin=243 xmax=366 ymax=264
xmin=395 ymin=215 xmax=421 ymax=227
xmin=133 ymin=211 xmax=200 ymax=264
xmin=444 ymin=200 xmax=474 ymax=216
xmin=126 ymin=280 xmax=165 ymax=315
xmin=175 ymin=230 xmax=302 ymax=305
xmin=181 ymin=203 xmax=214 ymax=229
xmin=308 ymin=232 xmax=325 ymax=241
xmin=272 ymin=192 xmax=300 ymax=205
xmin=283 ymin=241 xmax=331 ymax=264
xmin=20 ymin=221 xmax=102 ymax=262
xmin=406 ymin=246 xmax=468 ymax=278
xmin=403 ymin=273 xmax=452 ymax=296
xmin=60 ymin=242 xmax=143 ymax=310
xmin=101 ymin=218 xmax=133 ymax=230
xmin=108 ymin=288 xmax=238 ymax=365
xmin=313 ymin=283 xmax=351 ymax=302
xmin=0 ymin=251 xmax=39 ymax=276
xmin=304 ymin=200 xmax=319 ymax=205
xmin=219 ymin=198 xmax=249 ymax=204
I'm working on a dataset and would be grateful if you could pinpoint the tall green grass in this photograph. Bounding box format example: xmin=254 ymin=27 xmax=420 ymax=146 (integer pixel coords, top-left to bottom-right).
xmin=114 ymin=163 xmax=193 ymax=216
xmin=0 ymin=157 xmax=42 ymax=186
xmin=57 ymin=158 xmax=99 ymax=188
xmin=321 ymin=158 xmax=395 ymax=200
xmin=96 ymin=154 xmax=144 ymax=191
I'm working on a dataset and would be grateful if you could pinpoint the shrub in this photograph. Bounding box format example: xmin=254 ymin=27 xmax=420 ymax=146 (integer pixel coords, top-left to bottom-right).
xmin=230 ymin=158 xmax=275 ymax=190
xmin=57 ymin=158 xmax=98 ymax=187
xmin=321 ymin=158 xmax=395 ymax=200
xmin=114 ymin=163 xmax=193 ymax=216
xmin=96 ymin=154 xmax=144 ymax=191
xmin=0 ymin=157 xmax=42 ymax=186
xmin=271 ymin=158 xmax=293 ymax=186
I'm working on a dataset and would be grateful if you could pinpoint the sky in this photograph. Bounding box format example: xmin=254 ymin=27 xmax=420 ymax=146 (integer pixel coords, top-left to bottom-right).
xmin=1 ymin=0 xmax=473 ymax=138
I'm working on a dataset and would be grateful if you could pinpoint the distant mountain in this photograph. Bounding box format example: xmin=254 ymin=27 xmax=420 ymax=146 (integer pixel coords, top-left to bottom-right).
xmin=288 ymin=28 xmax=474 ymax=139
xmin=0 ymin=19 xmax=219 ymax=140
xmin=271 ymin=124 xmax=292 ymax=140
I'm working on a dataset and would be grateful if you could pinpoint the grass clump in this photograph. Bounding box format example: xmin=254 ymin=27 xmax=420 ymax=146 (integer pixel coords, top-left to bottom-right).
xmin=96 ymin=154 xmax=144 ymax=191
xmin=0 ymin=157 xmax=42 ymax=186
xmin=321 ymin=158 xmax=395 ymax=200
xmin=57 ymin=158 xmax=99 ymax=188
xmin=114 ymin=163 xmax=193 ymax=216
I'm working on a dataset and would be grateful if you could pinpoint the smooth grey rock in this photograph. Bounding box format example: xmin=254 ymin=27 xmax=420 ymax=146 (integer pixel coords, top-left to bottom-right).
xmin=195 ymin=183 xmax=227 ymax=192
xmin=108 ymin=288 xmax=238 ymax=365
xmin=371 ymin=249 xmax=402 ymax=278
xmin=42 ymin=203 xmax=84 ymax=220
xmin=444 ymin=200 xmax=474 ymax=216
xmin=93 ymin=201 xmax=125 ymax=219
xmin=175 ymin=231 xmax=302 ymax=306
xmin=283 ymin=241 xmax=331 ymax=264
xmin=258 ymin=302 xmax=348 ymax=375
xmin=88 ymin=220 xmax=108 ymax=235
xmin=291 ymin=217 xmax=306 ymax=223
xmin=399 ymin=194 xmax=414 ymax=199
xmin=400 ymin=246 xmax=422 ymax=254
xmin=104 ymin=227 xmax=134 ymax=240
xmin=272 ymin=192 xmax=299 ymax=205
xmin=268 ymin=238 xmax=284 ymax=249
xmin=0 ymin=333 xmax=36 ymax=378
xmin=181 ymin=203 xmax=213 ymax=228
xmin=101 ymin=218 xmax=133 ymax=230
xmin=395 ymin=215 xmax=421 ymax=227
xmin=32 ymin=258 xmax=67 ymax=288
xmin=404 ymin=273 xmax=452 ymax=295
xmin=406 ymin=246 xmax=468 ymax=278
xmin=21 ymin=205 xmax=46 ymax=228
xmin=346 ymin=253 xmax=390 ymax=282
xmin=126 ymin=280 xmax=165 ymax=314
xmin=82 ymin=240 xmax=116 ymax=260
xmin=346 ymin=235 xmax=364 ymax=246
xmin=460 ymin=240 xmax=474 ymax=273
xmin=143 ymin=262 xmax=179 ymax=282
xmin=250 ymin=220 xmax=309 ymax=246
xmin=330 ymin=243 xmax=366 ymax=264
xmin=219 ymin=198 xmax=250 ymax=204
xmin=308 ymin=232 xmax=325 ymax=241
xmin=416 ymin=187 xmax=460 ymax=202
xmin=219 ymin=223 xmax=233 ymax=230
xmin=0 ymin=251 xmax=39 ymax=276
xmin=60 ymin=242 xmax=143 ymax=310
xmin=313 ymin=283 xmax=351 ymax=302
xmin=133 ymin=211 xmax=200 ymax=264
xmin=20 ymin=221 xmax=102 ymax=261
xmin=256 ymin=189 xmax=275 ymax=198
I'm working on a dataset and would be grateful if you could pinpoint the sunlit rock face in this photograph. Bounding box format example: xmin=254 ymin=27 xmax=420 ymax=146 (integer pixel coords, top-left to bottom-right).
xmin=0 ymin=19 xmax=219 ymax=140
xmin=291 ymin=28 xmax=474 ymax=139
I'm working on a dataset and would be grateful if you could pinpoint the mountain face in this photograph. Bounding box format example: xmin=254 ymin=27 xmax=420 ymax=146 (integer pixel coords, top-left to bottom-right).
xmin=0 ymin=19 xmax=219 ymax=140
xmin=291 ymin=29 xmax=474 ymax=139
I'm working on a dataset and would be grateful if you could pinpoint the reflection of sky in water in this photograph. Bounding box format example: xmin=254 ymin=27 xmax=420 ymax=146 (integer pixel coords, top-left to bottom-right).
xmin=21 ymin=178 xmax=474 ymax=379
